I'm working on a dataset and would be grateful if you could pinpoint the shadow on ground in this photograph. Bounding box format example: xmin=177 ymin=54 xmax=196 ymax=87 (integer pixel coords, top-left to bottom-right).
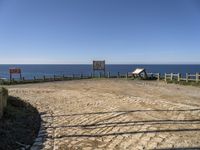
xmin=0 ymin=96 xmax=41 ymax=150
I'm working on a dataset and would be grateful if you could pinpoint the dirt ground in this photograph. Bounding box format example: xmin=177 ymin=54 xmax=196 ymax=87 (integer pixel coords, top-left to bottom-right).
xmin=7 ymin=79 xmax=200 ymax=150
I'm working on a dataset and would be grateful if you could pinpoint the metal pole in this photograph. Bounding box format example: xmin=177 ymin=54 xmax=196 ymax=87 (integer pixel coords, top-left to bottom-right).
xmin=10 ymin=73 xmax=12 ymax=83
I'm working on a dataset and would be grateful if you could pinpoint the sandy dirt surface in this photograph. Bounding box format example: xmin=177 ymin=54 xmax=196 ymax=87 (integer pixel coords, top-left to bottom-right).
xmin=6 ymin=79 xmax=200 ymax=150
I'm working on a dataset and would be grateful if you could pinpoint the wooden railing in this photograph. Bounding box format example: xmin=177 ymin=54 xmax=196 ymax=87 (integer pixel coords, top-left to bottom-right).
xmin=0 ymin=72 xmax=199 ymax=85
xmin=164 ymin=73 xmax=200 ymax=83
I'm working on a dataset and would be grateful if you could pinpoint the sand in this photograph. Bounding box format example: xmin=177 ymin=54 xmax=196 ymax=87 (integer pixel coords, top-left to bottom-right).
xmin=7 ymin=79 xmax=200 ymax=150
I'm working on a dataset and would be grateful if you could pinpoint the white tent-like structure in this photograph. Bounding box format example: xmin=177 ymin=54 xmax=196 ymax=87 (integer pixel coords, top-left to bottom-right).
xmin=132 ymin=68 xmax=148 ymax=79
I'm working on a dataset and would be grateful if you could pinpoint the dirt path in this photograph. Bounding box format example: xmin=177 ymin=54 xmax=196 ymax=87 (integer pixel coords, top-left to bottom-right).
xmin=7 ymin=79 xmax=200 ymax=150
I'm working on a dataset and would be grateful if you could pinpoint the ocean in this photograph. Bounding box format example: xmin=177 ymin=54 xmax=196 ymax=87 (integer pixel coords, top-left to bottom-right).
xmin=0 ymin=64 xmax=199 ymax=79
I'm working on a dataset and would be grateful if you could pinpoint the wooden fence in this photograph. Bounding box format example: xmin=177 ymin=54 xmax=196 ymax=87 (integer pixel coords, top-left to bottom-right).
xmin=0 ymin=72 xmax=141 ymax=84
xmin=0 ymin=72 xmax=199 ymax=85
xmin=164 ymin=73 xmax=200 ymax=83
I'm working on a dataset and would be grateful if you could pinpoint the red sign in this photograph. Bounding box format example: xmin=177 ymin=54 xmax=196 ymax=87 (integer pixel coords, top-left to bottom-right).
xmin=9 ymin=68 xmax=21 ymax=74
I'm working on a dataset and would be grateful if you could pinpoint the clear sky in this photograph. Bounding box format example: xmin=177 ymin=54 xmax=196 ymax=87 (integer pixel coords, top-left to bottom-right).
xmin=0 ymin=0 xmax=200 ymax=64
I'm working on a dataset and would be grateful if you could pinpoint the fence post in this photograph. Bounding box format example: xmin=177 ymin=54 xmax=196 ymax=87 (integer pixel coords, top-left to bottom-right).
xmin=43 ymin=75 xmax=46 ymax=81
xmin=107 ymin=72 xmax=110 ymax=78
xmin=53 ymin=75 xmax=56 ymax=81
xmin=81 ymin=74 xmax=83 ymax=79
xmin=157 ymin=73 xmax=160 ymax=81
xmin=117 ymin=72 xmax=120 ymax=78
xmin=196 ymin=73 xmax=199 ymax=83
xmin=63 ymin=74 xmax=65 ymax=80
xmin=186 ymin=73 xmax=188 ymax=82
xmin=34 ymin=76 xmax=36 ymax=81
xmin=164 ymin=73 xmax=167 ymax=82
xmin=170 ymin=73 xmax=173 ymax=81
xmin=177 ymin=73 xmax=180 ymax=82
xmin=99 ymin=72 xmax=101 ymax=78
xmin=20 ymin=73 xmax=22 ymax=81
xmin=126 ymin=72 xmax=128 ymax=79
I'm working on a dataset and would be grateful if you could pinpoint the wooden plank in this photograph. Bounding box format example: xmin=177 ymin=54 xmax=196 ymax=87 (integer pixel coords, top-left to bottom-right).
xmin=186 ymin=73 xmax=188 ymax=82
xmin=188 ymin=74 xmax=196 ymax=77
xmin=170 ymin=73 xmax=173 ymax=81
xmin=157 ymin=73 xmax=160 ymax=81
xmin=177 ymin=73 xmax=180 ymax=82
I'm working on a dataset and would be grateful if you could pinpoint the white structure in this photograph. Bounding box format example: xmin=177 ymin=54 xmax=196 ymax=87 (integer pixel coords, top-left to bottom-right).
xmin=132 ymin=68 xmax=148 ymax=79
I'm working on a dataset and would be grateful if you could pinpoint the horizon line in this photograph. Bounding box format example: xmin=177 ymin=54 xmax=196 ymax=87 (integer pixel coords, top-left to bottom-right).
xmin=0 ymin=63 xmax=200 ymax=65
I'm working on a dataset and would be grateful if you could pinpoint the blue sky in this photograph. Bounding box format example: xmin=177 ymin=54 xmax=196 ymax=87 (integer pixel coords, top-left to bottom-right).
xmin=0 ymin=0 xmax=200 ymax=64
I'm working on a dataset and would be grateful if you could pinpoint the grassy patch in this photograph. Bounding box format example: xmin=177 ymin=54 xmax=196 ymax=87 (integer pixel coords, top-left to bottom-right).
xmin=166 ymin=80 xmax=200 ymax=87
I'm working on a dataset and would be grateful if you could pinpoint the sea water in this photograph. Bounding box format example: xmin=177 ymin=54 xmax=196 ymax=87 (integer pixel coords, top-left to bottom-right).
xmin=0 ymin=64 xmax=199 ymax=79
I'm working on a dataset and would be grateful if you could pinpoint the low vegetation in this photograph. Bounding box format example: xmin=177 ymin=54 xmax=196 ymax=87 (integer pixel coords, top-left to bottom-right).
xmin=166 ymin=80 xmax=200 ymax=87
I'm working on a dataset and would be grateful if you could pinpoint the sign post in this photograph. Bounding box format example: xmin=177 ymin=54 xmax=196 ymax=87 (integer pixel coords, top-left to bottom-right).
xmin=93 ymin=60 xmax=105 ymax=77
xmin=9 ymin=68 xmax=22 ymax=81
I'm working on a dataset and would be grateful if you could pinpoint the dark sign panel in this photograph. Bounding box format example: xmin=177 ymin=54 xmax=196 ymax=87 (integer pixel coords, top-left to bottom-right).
xmin=93 ymin=61 xmax=105 ymax=70
xmin=9 ymin=68 xmax=22 ymax=80
xmin=9 ymin=68 xmax=21 ymax=74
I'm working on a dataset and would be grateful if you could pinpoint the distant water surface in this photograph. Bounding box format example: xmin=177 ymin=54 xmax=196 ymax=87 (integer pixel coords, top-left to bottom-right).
xmin=0 ymin=64 xmax=199 ymax=79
